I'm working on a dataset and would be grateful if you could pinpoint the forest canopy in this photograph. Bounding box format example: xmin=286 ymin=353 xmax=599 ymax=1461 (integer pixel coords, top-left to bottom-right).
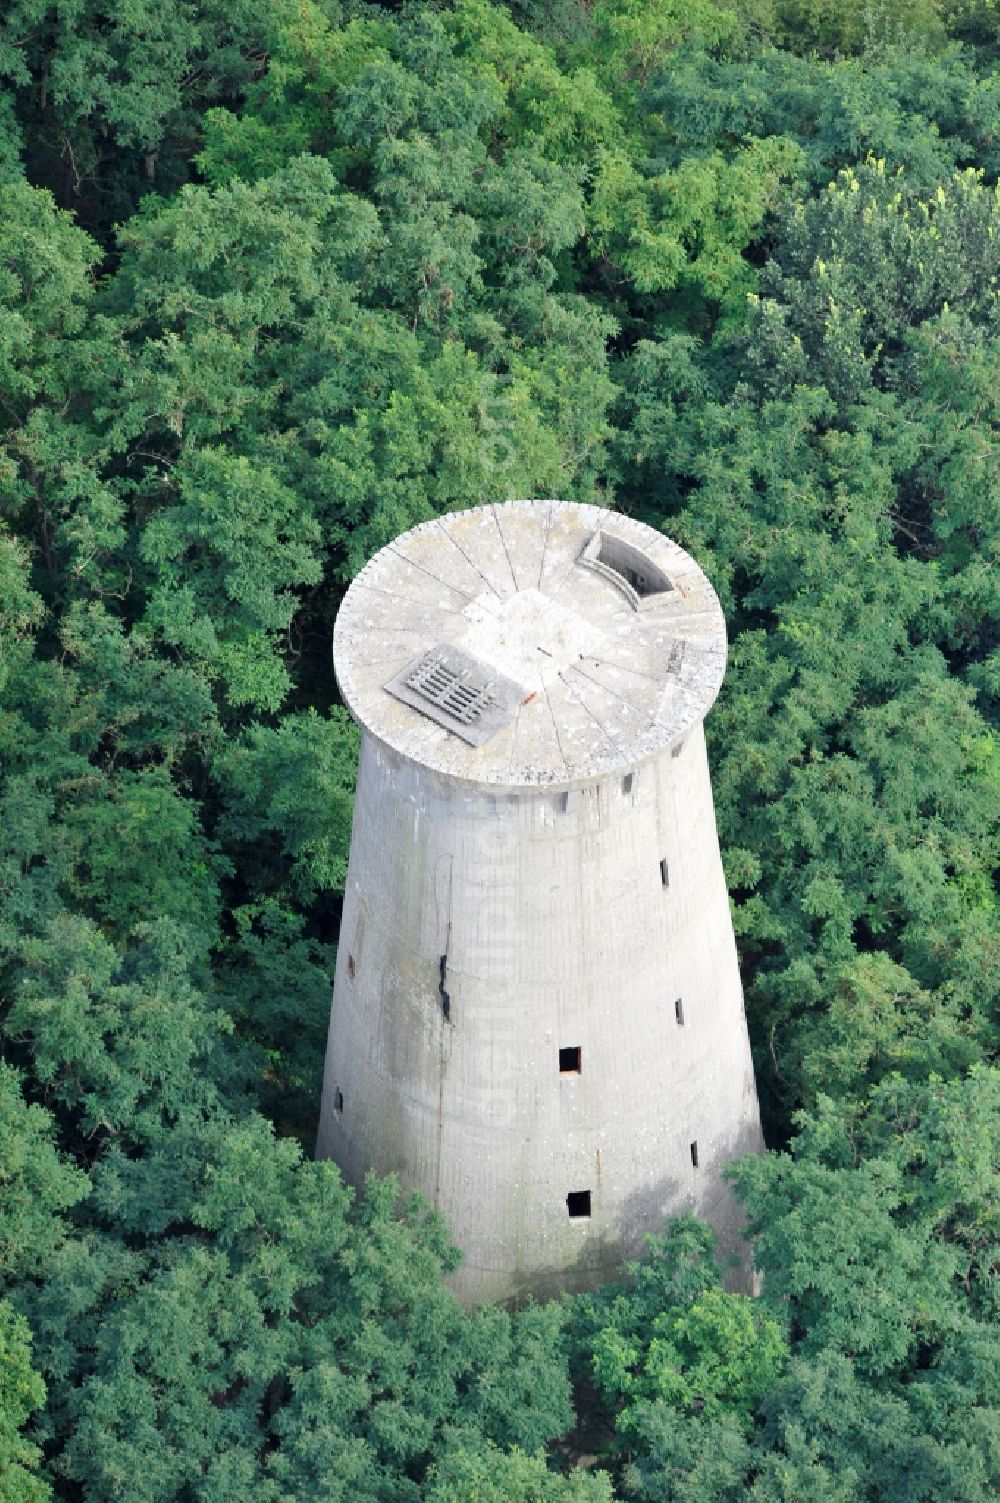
xmin=0 ymin=2 xmax=998 ymax=1499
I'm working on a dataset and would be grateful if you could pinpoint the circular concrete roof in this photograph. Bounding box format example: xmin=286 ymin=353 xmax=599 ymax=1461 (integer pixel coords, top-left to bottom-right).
xmin=332 ymin=500 xmax=727 ymax=790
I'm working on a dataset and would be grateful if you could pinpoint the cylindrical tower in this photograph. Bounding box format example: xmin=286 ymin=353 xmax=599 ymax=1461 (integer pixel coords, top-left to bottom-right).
xmin=317 ymin=500 xmax=763 ymax=1305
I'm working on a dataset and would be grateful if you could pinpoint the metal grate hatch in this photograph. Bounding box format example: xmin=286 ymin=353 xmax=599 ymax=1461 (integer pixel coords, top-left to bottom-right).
xmin=384 ymin=645 xmax=522 ymax=746
xmin=406 ymin=654 xmax=495 ymax=725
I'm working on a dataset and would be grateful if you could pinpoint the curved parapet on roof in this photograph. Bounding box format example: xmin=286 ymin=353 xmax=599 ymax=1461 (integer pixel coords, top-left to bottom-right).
xmin=332 ymin=500 xmax=728 ymax=790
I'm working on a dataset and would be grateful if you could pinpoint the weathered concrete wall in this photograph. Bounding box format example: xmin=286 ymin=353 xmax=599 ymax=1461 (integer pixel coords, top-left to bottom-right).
xmin=316 ymin=720 xmax=763 ymax=1306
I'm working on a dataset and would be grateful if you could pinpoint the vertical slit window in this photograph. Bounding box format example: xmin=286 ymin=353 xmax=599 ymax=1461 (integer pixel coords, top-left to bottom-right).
xmin=347 ymin=954 xmax=356 ymax=980
xmin=660 ymin=859 xmax=669 ymax=888
xmin=333 ymin=1088 xmax=344 ymax=1115
xmin=622 ymin=773 xmax=633 ymax=795
xmin=438 ymin=955 xmax=451 ymax=1022
xmin=690 ymin=1141 xmax=699 ymax=1168
xmin=675 ymin=998 xmax=684 ymax=1026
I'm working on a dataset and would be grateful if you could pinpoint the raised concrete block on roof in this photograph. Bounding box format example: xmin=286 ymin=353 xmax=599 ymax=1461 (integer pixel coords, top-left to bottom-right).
xmin=317 ymin=500 xmax=764 ymax=1305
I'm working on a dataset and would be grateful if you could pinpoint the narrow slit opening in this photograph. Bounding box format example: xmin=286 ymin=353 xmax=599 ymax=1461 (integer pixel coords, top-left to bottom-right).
xmin=690 ymin=1141 xmax=699 ymax=1168
xmin=566 ymin=1190 xmax=592 ymax=1219
xmin=660 ymin=859 xmax=669 ymax=888
xmin=347 ymin=953 xmax=356 ymax=980
xmin=675 ymin=997 xmax=684 ymax=1026
xmin=333 ymin=1088 xmax=344 ymax=1115
xmin=439 ymin=954 xmax=451 ymax=1022
xmin=622 ymin=772 xmax=633 ymax=795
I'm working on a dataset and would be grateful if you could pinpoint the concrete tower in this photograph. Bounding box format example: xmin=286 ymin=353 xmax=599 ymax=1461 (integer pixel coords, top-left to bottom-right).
xmin=317 ymin=500 xmax=763 ymax=1305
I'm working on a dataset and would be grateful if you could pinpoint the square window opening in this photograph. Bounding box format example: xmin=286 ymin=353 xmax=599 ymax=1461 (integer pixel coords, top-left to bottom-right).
xmin=567 ymin=1190 xmax=592 ymax=1219
xmin=559 ymin=1046 xmax=582 ymax=1074
xmin=690 ymin=1141 xmax=699 ymax=1168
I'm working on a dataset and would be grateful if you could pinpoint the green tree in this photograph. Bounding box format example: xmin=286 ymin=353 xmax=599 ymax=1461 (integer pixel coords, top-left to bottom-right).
xmin=426 ymin=1444 xmax=615 ymax=1503
xmin=572 ymin=1218 xmax=784 ymax=1483
xmin=0 ymin=1065 xmax=87 ymax=1282
xmin=0 ymin=1299 xmax=51 ymax=1503
xmin=770 ymin=0 xmax=946 ymax=54
xmin=0 ymin=0 xmax=291 ymax=232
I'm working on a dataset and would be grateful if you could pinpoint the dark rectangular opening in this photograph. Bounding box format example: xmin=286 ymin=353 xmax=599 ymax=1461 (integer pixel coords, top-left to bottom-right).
xmin=558 ymin=791 xmax=570 ymax=813
xmin=622 ymin=772 xmax=633 ymax=794
xmin=347 ymin=954 xmax=356 ymax=980
xmin=660 ymin=858 xmax=669 ymax=888
xmin=559 ymin=1045 xmax=582 ymax=1074
xmin=333 ymin=1088 xmax=344 ymax=1115
xmin=690 ymin=1141 xmax=699 ymax=1168
xmin=590 ymin=533 xmax=672 ymax=600
xmin=439 ymin=954 xmax=451 ymax=1022
xmin=675 ymin=997 xmax=684 ymax=1026
xmin=566 ymin=1190 xmax=592 ymax=1219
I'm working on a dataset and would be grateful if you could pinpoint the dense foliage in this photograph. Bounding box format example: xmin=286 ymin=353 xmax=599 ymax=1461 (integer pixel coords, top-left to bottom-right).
xmin=1 ymin=1 xmax=998 ymax=1498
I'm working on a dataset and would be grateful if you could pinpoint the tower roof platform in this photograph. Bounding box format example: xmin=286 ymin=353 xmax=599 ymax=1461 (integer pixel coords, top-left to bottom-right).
xmin=333 ymin=500 xmax=727 ymax=791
